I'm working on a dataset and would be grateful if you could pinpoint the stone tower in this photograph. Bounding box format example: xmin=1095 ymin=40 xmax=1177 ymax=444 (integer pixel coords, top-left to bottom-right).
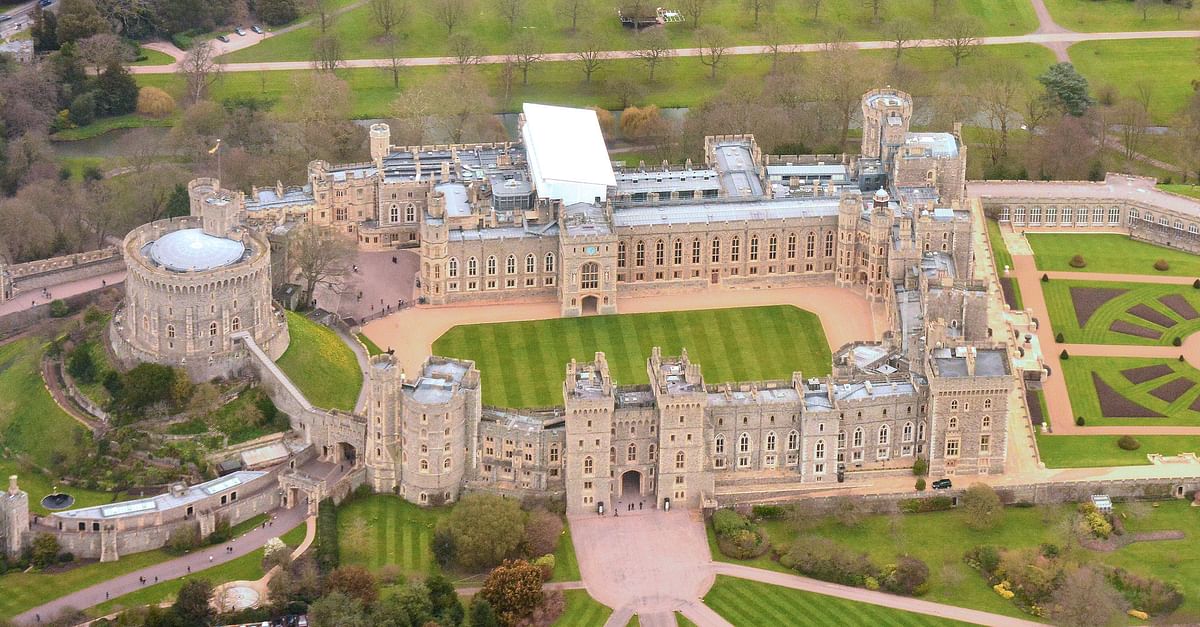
xmin=397 ymin=357 xmax=480 ymax=505
xmin=419 ymin=186 xmax=451 ymax=305
xmin=563 ymin=353 xmax=616 ymax=515
xmin=861 ymin=88 xmax=913 ymax=175
xmin=558 ymin=202 xmax=618 ymax=317
xmin=866 ymin=189 xmax=893 ymax=301
xmin=835 ymin=190 xmax=863 ymax=289
xmin=369 ymin=123 xmax=391 ymax=171
xmin=649 ymin=348 xmax=713 ymax=510
xmin=189 ymin=178 xmax=244 ymax=238
xmin=926 ymin=343 xmax=1012 ymax=477
xmin=366 ymin=354 xmax=404 ymax=493
xmin=1 ymin=475 xmax=29 ymax=558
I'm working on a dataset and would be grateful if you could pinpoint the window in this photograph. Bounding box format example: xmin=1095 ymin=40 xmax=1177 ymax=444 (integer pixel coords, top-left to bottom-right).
xmin=837 ymin=431 xmax=845 ymax=449
xmin=825 ymin=231 xmax=835 ymax=256
xmin=448 ymin=257 xmax=458 ymax=278
xmin=487 ymin=256 xmax=497 ymax=275
xmin=949 ymin=399 xmax=958 ymax=411
xmin=618 ymin=241 xmax=626 ymax=267
xmin=420 ymin=459 xmax=429 ymax=471
xmin=738 ymin=432 xmax=750 ymax=453
xmin=945 ymin=439 xmax=959 ymax=457
xmin=231 ymin=317 xmax=240 ymax=332
xmin=787 ymin=430 xmax=799 ymax=451
xmin=675 ymin=451 xmax=686 ymax=469
xmin=982 ymin=415 xmax=991 ymax=428
xmin=715 ymin=434 xmax=725 ymax=454
xmin=980 ymin=434 xmax=991 ymax=454
xmin=814 ymin=439 xmax=825 ymax=460
xmin=749 ymin=235 xmax=759 ymax=261
xmin=390 ymin=204 xmax=399 ymax=222
xmin=627 ymin=443 xmax=637 ymax=462
xmin=468 ymin=257 xmax=478 ymax=277
xmin=167 ymin=325 xmax=175 ymax=339
xmin=948 ymin=417 xmax=958 ymax=429
xmin=209 ymin=322 xmax=218 ymax=336
xmin=649 ymin=444 xmax=656 ymax=461
xmin=544 ymin=253 xmax=556 ymax=273
xmin=806 ymin=231 xmax=815 ymax=258
xmin=730 ymin=236 xmax=740 ymax=262
xmin=655 ymin=240 xmax=665 ymax=265
xmin=404 ymin=204 xmax=415 ymax=222
xmin=580 ymin=262 xmax=600 ymax=290
xmin=852 ymin=428 xmax=863 ymax=447
xmin=903 ymin=421 xmax=913 ymax=442
xmin=583 ymin=456 xmax=593 ymax=475
xmin=878 ymin=424 xmax=889 ymax=446
xmin=765 ymin=431 xmax=776 ymax=452
xmin=711 ymin=238 xmax=721 ymax=262
xmin=787 ymin=233 xmax=797 ymax=259
xmin=918 ymin=421 xmax=926 ymax=440
xmin=443 ymin=458 xmax=451 ymax=470
xmin=768 ymin=234 xmax=778 ymax=259
xmin=983 ymin=398 xmax=992 ymax=409
xmin=635 ymin=241 xmax=645 ymax=266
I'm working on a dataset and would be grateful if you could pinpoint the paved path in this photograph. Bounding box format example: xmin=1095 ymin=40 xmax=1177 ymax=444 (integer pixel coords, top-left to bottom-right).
xmin=0 ymin=271 xmax=125 ymax=317
xmin=15 ymin=506 xmax=307 ymax=625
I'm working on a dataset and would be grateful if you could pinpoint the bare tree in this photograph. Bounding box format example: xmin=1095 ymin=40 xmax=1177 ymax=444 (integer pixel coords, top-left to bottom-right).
xmin=862 ymin=0 xmax=885 ymax=23
xmin=620 ymin=0 xmax=652 ymax=31
xmin=179 ymin=41 xmax=221 ymax=105
xmin=447 ymin=33 xmax=483 ymax=71
xmin=1116 ymin=97 xmax=1151 ymax=160
xmin=378 ymin=35 xmax=405 ymax=87
xmin=1022 ymin=87 xmax=1053 ymax=139
xmin=882 ymin=17 xmax=914 ymax=63
xmin=939 ymin=15 xmax=981 ymax=67
xmin=511 ymin=31 xmax=543 ymax=85
xmin=308 ymin=0 xmax=337 ymax=32
xmin=369 ymin=0 xmax=407 ymax=39
xmin=391 ymin=70 xmax=503 ymax=144
xmin=632 ymin=29 xmax=672 ymax=81
xmin=743 ymin=0 xmax=774 ymax=27
xmin=759 ymin=20 xmax=792 ymax=71
xmin=77 ymin=33 xmax=129 ymax=73
xmin=696 ymin=25 xmax=729 ymax=79
xmin=609 ymin=75 xmax=644 ymax=109
xmin=497 ymin=0 xmax=524 ymax=29
xmin=813 ymin=42 xmax=880 ymax=149
xmin=290 ymin=223 xmax=356 ymax=306
xmin=430 ymin=0 xmax=472 ymax=34
xmin=1133 ymin=78 xmax=1155 ymax=116
xmin=678 ymin=0 xmax=709 ymax=28
xmin=1051 ymin=566 xmax=1126 ymax=627
xmin=1173 ymin=92 xmax=1200 ymax=183
xmin=803 ymin=0 xmax=823 ymax=19
xmin=573 ymin=33 xmax=605 ymax=82
xmin=929 ymin=0 xmax=943 ymax=21
xmin=312 ymin=34 xmax=343 ymax=71
xmin=976 ymin=65 xmax=1025 ymax=163
xmin=1134 ymin=0 xmax=1155 ymax=21
xmin=556 ymin=0 xmax=589 ymax=32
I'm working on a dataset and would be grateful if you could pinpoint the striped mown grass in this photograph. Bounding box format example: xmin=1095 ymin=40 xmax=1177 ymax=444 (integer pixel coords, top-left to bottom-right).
xmin=703 ymin=576 xmax=970 ymax=627
xmin=432 ymin=305 xmax=832 ymax=408
xmin=337 ymin=495 xmax=447 ymax=578
xmin=553 ymin=589 xmax=612 ymax=626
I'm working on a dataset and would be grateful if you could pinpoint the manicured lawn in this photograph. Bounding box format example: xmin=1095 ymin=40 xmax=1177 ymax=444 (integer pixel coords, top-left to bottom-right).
xmin=49 ymin=113 xmax=176 ymax=141
xmin=0 ymin=459 xmax=121 ymax=517
xmin=276 ymin=311 xmax=361 ymax=411
xmin=220 ymin=0 xmax=1036 ymax=63
xmin=1036 ymin=432 xmax=1200 ymax=467
xmin=0 ymin=337 xmax=92 ymax=469
xmin=1042 ymin=278 xmax=1200 ymax=345
xmin=1070 ymin=38 xmax=1200 ymax=124
xmin=131 ymin=48 xmax=176 ymax=66
xmin=1027 ymin=233 xmax=1200 ymax=277
xmin=0 ymin=549 xmax=173 ymax=620
xmin=551 ymin=524 xmax=581 ymax=582
xmin=432 ymin=305 xmax=832 ymax=408
xmin=552 ymin=589 xmax=612 ymax=626
xmin=336 ymin=494 xmax=447 ymax=578
xmin=139 ymin=44 xmax=1054 ymax=120
xmin=987 ymin=220 xmax=1023 ymax=310
xmin=1060 ymin=356 xmax=1200 ymax=426
xmin=1161 ymin=184 xmax=1200 ymax=199
xmin=675 ymin=612 xmax=698 ymax=627
xmin=1044 ymin=0 xmax=1200 ymax=33
xmin=86 ymin=548 xmax=269 ymax=617
xmin=704 ymin=576 xmax=969 ymax=626
xmin=356 ymin=332 xmax=384 ymax=356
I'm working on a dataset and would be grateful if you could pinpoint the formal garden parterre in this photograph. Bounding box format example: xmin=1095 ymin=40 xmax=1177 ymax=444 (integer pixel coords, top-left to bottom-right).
xmin=1043 ymin=279 xmax=1200 ymax=345
xmin=1027 ymin=233 xmax=1200 ymax=277
xmin=1060 ymin=356 xmax=1200 ymax=427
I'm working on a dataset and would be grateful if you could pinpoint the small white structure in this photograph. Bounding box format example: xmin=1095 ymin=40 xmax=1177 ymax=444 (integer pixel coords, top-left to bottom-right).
xmin=1091 ymin=494 xmax=1113 ymax=513
xmin=520 ymin=103 xmax=616 ymax=206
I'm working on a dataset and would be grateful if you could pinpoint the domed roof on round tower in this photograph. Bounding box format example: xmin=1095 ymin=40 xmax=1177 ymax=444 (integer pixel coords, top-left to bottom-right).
xmin=144 ymin=228 xmax=246 ymax=272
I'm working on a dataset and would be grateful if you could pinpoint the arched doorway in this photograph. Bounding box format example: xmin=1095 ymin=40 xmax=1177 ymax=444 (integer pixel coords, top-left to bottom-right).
xmin=337 ymin=442 xmax=357 ymax=466
xmin=581 ymin=295 xmax=599 ymax=315
xmin=621 ymin=470 xmax=642 ymax=499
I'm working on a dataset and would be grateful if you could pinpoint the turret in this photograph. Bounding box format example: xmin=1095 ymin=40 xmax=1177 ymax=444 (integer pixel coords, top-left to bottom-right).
xmin=188 ymin=178 xmax=244 ymax=237
xmin=861 ymin=88 xmax=913 ymax=176
xmin=370 ymin=123 xmax=391 ymax=170
xmin=1 ymin=475 xmax=29 ymax=559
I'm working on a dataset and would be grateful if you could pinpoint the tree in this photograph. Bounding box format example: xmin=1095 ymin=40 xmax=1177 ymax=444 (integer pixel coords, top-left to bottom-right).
xmin=426 ymin=573 xmax=464 ymax=626
xmin=285 ymin=72 xmax=364 ymax=161
xmin=556 ymin=0 xmax=589 ymax=32
xmin=695 ymin=25 xmax=729 ymax=80
xmin=609 ymin=75 xmax=644 ymax=109
xmin=447 ymin=33 xmax=482 ymax=72
xmin=93 ymin=61 xmax=140 ymax=116
xmin=179 ymin=41 xmax=221 ymax=105
xmin=1116 ymin=97 xmax=1151 ymax=160
xmin=678 ymin=0 xmax=709 ymax=28
xmin=759 ymin=20 xmax=791 ymax=71
xmin=743 ymin=0 xmax=774 ymax=26
xmin=172 ymin=579 xmax=215 ymax=626
xmin=430 ymin=0 xmax=472 ymax=34
xmin=803 ymin=0 xmax=823 ymax=20
xmin=67 ymin=344 xmax=97 ymax=382
xmin=524 ymin=509 xmax=563 ymax=557
xmin=478 ymin=560 xmax=546 ymax=626
xmin=938 ymin=15 xmax=981 ymax=67
xmin=31 ymin=533 xmax=61 ymax=568
xmin=325 ymin=565 xmax=378 ymax=606
xmin=497 ymin=0 xmax=523 ymax=29
xmin=883 ymin=555 xmax=929 ymax=596
xmin=258 ymin=0 xmax=300 ymax=25
xmin=390 ymin=582 xmax=433 ymax=626
xmin=56 ymin=0 xmax=109 ymax=44
xmin=882 ymin=17 xmax=914 ymax=62
xmin=378 ymin=36 xmax=405 ymax=88
xmin=1173 ymin=91 xmax=1200 ymax=183
xmin=620 ymin=105 xmax=666 ymax=143
xmin=30 ymin=4 xmax=60 ymax=51
xmin=369 ymin=0 xmax=407 ymax=39
xmin=976 ymin=65 xmax=1025 ymax=164
xmin=308 ymin=0 xmax=337 ymax=32
xmin=812 ymin=42 xmax=879 ymax=149
xmin=469 ymin=597 xmax=501 ymax=627
xmin=312 ymin=34 xmax=343 ymax=71
xmin=511 ymin=31 xmax=543 ymax=85
xmin=290 ymin=223 xmax=355 ymax=306
xmin=620 ymin=0 xmax=653 ymax=31
xmin=76 ymin=33 xmax=128 ymax=73
xmin=961 ymin=483 xmax=1003 ymax=530
xmin=391 ymin=70 xmax=502 ymax=144
xmin=309 ymin=590 xmax=368 ymax=627
xmin=1039 ymin=62 xmax=1094 ymax=117
xmin=632 ymin=29 xmax=672 ymax=81
xmin=1051 ymin=566 xmax=1126 ymax=627
xmin=436 ymin=493 xmax=526 ymax=570
xmin=573 ymin=32 xmax=605 ymax=82
xmin=862 ymin=0 xmax=885 ymax=23
xmin=136 ymin=86 xmax=176 ymax=118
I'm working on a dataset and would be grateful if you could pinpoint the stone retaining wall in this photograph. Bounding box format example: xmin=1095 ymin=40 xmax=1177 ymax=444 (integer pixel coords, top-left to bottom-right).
xmin=7 ymin=248 xmax=122 ymax=288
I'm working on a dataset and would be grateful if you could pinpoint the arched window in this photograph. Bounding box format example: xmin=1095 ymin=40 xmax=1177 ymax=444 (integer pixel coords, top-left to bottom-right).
xmin=675 ymin=451 xmax=685 ymax=469
xmin=948 ymin=417 xmax=958 ymax=429
xmin=918 ymin=421 xmax=926 ymax=440
xmin=583 ymin=456 xmax=593 ymax=475
xmin=635 ymin=240 xmax=645 ymax=266
xmin=617 ymin=241 xmax=627 ymax=268
xmin=544 ymin=253 xmax=556 ymax=273
xmin=526 ymin=254 xmax=535 ymax=273
xmin=692 ymin=238 xmax=702 ymax=263
xmin=982 ymin=415 xmax=991 ymax=428
xmin=806 ymin=231 xmax=816 ymax=258
xmin=711 ymin=237 xmax=721 ymax=262
xmin=209 ymin=322 xmax=218 ymax=336
xmin=730 ymin=236 xmax=740 ymax=262
xmin=231 ymin=317 xmax=240 ymax=332
xmin=814 ymin=439 xmax=826 ymax=460
xmin=766 ymin=431 xmax=776 ymax=452
xmin=389 ymin=204 xmax=399 ymax=223
xmin=715 ymin=434 xmax=725 ymax=454
xmin=837 ymin=430 xmax=846 ymax=449
xmin=949 ymin=399 xmax=959 ymax=410
xmin=903 ymin=421 xmax=914 ymax=442
xmin=627 ymin=443 xmax=637 ymax=462
xmin=649 ymin=444 xmax=656 ymax=461
xmin=673 ymin=239 xmax=683 ymax=264
xmin=506 ymin=255 xmax=516 ymax=274
xmin=405 ymin=204 xmax=416 ymax=222
xmin=825 ymin=231 xmax=835 ymax=256
xmin=878 ymin=424 xmax=889 ymax=445
xmin=655 ymin=240 xmax=665 ymax=265
xmin=468 ymin=257 xmax=478 ymax=277
xmin=610 ymin=447 xmax=616 ymax=464
xmin=749 ymin=235 xmax=759 ymax=261
xmin=433 ymin=265 xmax=440 ymax=279
xmin=983 ymin=398 xmax=992 ymax=409
xmin=852 ymin=428 xmax=863 ymax=447
xmin=486 ymin=256 xmax=497 ymax=275
xmin=787 ymin=430 xmax=799 ymax=451
xmin=420 ymin=444 xmax=428 ymax=453
xmin=580 ymin=262 xmax=600 ymax=290
xmin=738 ymin=432 xmax=750 ymax=453
xmin=420 ymin=459 xmax=429 ymax=471
xmin=768 ymin=234 xmax=778 ymax=259
xmin=443 ymin=458 xmax=451 ymax=470
xmin=167 ymin=325 xmax=176 ymax=339
xmin=448 ymin=257 xmax=459 ymax=278
xmin=787 ymin=233 xmax=797 ymax=259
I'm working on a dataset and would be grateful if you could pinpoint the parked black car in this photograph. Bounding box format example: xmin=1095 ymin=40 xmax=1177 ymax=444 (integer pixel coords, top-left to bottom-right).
xmin=932 ymin=478 xmax=953 ymax=490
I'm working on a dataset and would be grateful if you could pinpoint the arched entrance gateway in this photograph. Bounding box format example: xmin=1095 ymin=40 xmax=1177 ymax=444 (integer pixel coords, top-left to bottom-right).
xmin=621 ymin=470 xmax=642 ymax=500
xmin=581 ymin=295 xmax=599 ymax=315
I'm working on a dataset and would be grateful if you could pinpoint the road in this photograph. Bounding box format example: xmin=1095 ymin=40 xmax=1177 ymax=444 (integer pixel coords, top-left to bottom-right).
xmin=0 ymin=0 xmax=38 ymax=40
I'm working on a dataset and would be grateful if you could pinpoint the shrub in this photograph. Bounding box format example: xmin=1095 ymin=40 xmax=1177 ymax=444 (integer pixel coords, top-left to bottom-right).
xmin=1068 ymin=254 xmax=1086 ymax=268
xmin=961 ymin=483 xmax=1003 ymax=531
xmin=781 ymin=536 xmax=877 ymax=587
xmin=166 ymin=523 xmax=201 ymax=555
xmin=431 ymin=526 xmax=455 ymax=567
xmin=711 ymin=509 xmax=752 ymax=537
xmin=524 ymin=509 xmax=563 ymax=557
xmin=717 ymin=528 xmax=770 ymax=560
xmin=882 ymin=555 xmax=930 ymax=596
xmin=964 ymin=545 xmax=1001 ymax=576
xmin=532 ymin=554 xmax=555 ymax=580
xmin=67 ymin=345 xmax=97 ymax=384
xmin=1154 ymin=259 xmax=1170 ymax=271
xmin=49 ymin=299 xmax=71 ymax=318
xmin=205 ymin=517 xmax=231 ymax=545
xmin=1055 ymin=332 xmax=1065 ymax=343
xmin=136 ymin=86 xmax=176 ymax=117
xmin=1173 ymin=336 xmax=1183 ymax=346
xmin=1117 ymin=435 xmax=1140 ymax=451
xmin=68 ymin=92 xmax=97 ymax=126
xmin=1076 ymin=415 xmax=1085 ymax=426
xmin=751 ymin=504 xmax=785 ymax=520
xmin=911 ymin=457 xmax=928 ymax=476
xmin=1060 ymin=349 xmax=1070 ymax=360
xmin=915 ymin=477 xmax=926 ymax=491
xmin=899 ymin=496 xmax=953 ymax=513
xmin=1041 ymin=273 xmax=1050 ymax=282
xmin=1193 ymin=279 xmax=1200 ymax=289
xmin=31 ymin=533 xmax=60 ymax=569
xmin=1107 ymin=568 xmax=1183 ymax=616
xmin=478 ymin=560 xmax=547 ymax=626
xmin=1081 ymin=510 xmax=1113 ymax=539
xmin=438 ymin=493 xmax=526 ymax=570
xmin=315 ymin=498 xmax=339 ymax=573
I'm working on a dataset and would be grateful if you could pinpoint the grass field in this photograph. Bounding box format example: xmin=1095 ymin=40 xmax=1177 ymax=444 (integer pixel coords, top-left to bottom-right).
xmin=219 ymin=0 xmax=1036 ymax=63
xmin=1027 ymin=233 xmax=1200 ymax=277
xmin=138 ymin=43 xmax=1055 ymax=120
xmin=986 ymin=220 xmax=1023 ymax=310
xmin=356 ymin=332 xmax=384 ymax=356
xmin=276 ymin=311 xmax=361 ymax=411
xmin=337 ymin=494 xmax=446 ymax=578
xmin=0 ymin=458 xmax=121 ymax=517
xmin=553 ymin=589 xmax=612 ymax=626
xmin=710 ymin=500 xmax=1200 ymax=622
xmin=1036 ymin=432 xmax=1200 ymax=467
xmin=552 ymin=525 xmax=581 ymax=582
xmin=131 ymin=48 xmax=176 ymax=66
xmin=0 ymin=337 xmax=92 ymax=469
xmin=50 ymin=113 xmax=176 ymax=142
xmin=1044 ymin=0 xmax=1200 ymax=33
xmin=704 ymin=576 xmax=968 ymax=626
xmin=0 ymin=549 xmax=173 ymax=620
xmin=1161 ymin=184 xmax=1200 ymax=199
xmin=1070 ymin=38 xmax=1200 ymax=124
xmin=675 ymin=612 xmax=698 ymax=627
xmin=1042 ymin=278 xmax=1200 ymax=345
xmin=1061 ymin=356 xmax=1200 ymax=426
xmin=432 ymin=305 xmax=832 ymax=408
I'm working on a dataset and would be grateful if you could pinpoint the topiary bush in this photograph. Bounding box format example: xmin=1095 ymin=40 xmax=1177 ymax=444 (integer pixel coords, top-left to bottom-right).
xmin=915 ymin=477 xmax=926 ymax=491
xmin=1061 ymin=349 xmax=1070 ymax=360
xmin=1193 ymin=279 xmax=1200 ymax=289
xmin=1055 ymin=332 xmax=1065 ymax=343
xmin=1154 ymin=259 xmax=1170 ymax=272
xmin=1117 ymin=435 xmax=1141 ymax=450
xmin=912 ymin=457 xmax=928 ymax=476
xmin=1042 ymin=273 xmax=1050 ymax=282
xmin=1069 ymin=254 xmax=1087 ymax=268
xmin=1173 ymin=337 xmax=1183 ymax=347
xmin=1076 ymin=415 xmax=1085 ymax=426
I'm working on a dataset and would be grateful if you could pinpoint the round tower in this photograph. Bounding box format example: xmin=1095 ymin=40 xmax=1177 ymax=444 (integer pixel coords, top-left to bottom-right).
xmin=369 ymin=123 xmax=391 ymax=170
xmin=366 ymin=353 xmax=403 ymax=492
xmin=860 ymin=88 xmax=913 ymax=172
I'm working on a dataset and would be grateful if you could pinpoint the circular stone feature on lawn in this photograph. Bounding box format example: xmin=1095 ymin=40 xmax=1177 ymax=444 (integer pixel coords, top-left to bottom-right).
xmin=220 ymin=586 xmax=260 ymax=610
xmin=40 ymin=493 xmax=75 ymax=510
